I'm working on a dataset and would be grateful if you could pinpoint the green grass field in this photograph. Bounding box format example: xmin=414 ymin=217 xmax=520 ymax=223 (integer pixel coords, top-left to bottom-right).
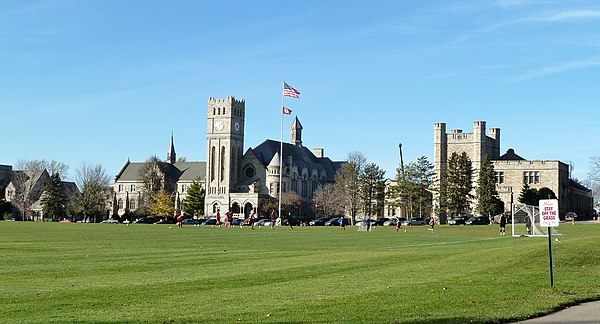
xmin=1 ymin=221 xmax=599 ymax=323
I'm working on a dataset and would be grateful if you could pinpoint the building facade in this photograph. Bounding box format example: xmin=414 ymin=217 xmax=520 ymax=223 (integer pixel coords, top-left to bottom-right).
xmin=112 ymin=96 xmax=343 ymax=220
xmin=433 ymin=121 xmax=594 ymax=219
xmin=204 ymin=96 xmax=343 ymax=219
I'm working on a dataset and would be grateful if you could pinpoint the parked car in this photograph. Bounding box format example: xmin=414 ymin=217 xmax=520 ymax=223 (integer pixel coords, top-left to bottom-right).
xmin=465 ymin=215 xmax=490 ymax=225
xmin=200 ymin=218 xmax=218 ymax=226
xmin=254 ymin=219 xmax=272 ymax=226
xmin=181 ymin=219 xmax=201 ymax=225
xmin=383 ymin=218 xmax=407 ymax=226
xmin=101 ymin=219 xmax=119 ymax=224
xmin=153 ymin=217 xmax=176 ymax=224
xmin=375 ymin=218 xmax=389 ymax=226
xmin=325 ymin=218 xmax=341 ymax=226
xmin=401 ymin=217 xmax=426 ymax=226
xmin=564 ymin=212 xmax=577 ymax=221
xmin=282 ymin=218 xmax=301 ymax=226
xmin=448 ymin=215 xmax=470 ymax=226
xmin=309 ymin=217 xmax=331 ymax=226
xmin=355 ymin=219 xmax=378 ymax=227
xmin=232 ymin=218 xmax=245 ymax=226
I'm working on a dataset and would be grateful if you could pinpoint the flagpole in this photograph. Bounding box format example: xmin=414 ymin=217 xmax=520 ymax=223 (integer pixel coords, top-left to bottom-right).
xmin=278 ymin=81 xmax=284 ymax=222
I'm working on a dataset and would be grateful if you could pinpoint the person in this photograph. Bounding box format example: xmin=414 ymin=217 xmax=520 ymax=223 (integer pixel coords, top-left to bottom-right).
xmin=287 ymin=212 xmax=294 ymax=229
xmin=249 ymin=210 xmax=256 ymax=230
xmin=216 ymin=209 xmax=221 ymax=228
xmin=499 ymin=213 xmax=507 ymax=236
xmin=429 ymin=217 xmax=435 ymax=233
xmin=270 ymin=210 xmax=276 ymax=229
xmin=525 ymin=215 xmax=531 ymax=234
xmin=226 ymin=209 xmax=233 ymax=228
xmin=339 ymin=216 xmax=346 ymax=230
xmin=176 ymin=213 xmax=185 ymax=228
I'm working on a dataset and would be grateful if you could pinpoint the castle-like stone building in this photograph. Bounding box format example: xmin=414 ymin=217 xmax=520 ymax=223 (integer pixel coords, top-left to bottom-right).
xmin=204 ymin=97 xmax=342 ymax=218
xmin=111 ymin=96 xmax=343 ymax=219
xmin=433 ymin=121 xmax=594 ymax=218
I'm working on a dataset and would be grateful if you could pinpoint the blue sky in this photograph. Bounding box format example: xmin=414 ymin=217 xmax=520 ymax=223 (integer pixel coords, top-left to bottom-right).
xmin=2 ymin=0 xmax=599 ymax=182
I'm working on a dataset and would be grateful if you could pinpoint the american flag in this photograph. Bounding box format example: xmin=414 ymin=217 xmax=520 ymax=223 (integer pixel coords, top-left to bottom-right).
xmin=283 ymin=82 xmax=300 ymax=98
xmin=282 ymin=107 xmax=292 ymax=115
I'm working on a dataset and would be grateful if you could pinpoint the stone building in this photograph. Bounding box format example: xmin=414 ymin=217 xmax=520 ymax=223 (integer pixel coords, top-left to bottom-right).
xmin=433 ymin=121 xmax=594 ymax=218
xmin=111 ymin=134 xmax=206 ymax=218
xmin=112 ymin=96 xmax=343 ymax=220
xmin=3 ymin=168 xmax=79 ymax=221
xmin=204 ymin=96 xmax=343 ymax=219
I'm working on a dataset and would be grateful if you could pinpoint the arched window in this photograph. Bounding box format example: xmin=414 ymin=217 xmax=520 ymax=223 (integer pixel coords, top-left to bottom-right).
xmin=118 ymin=198 xmax=123 ymax=210
xmin=210 ymin=146 xmax=216 ymax=181
xmin=130 ymin=199 xmax=136 ymax=210
xmin=220 ymin=146 xmax=226 ymax=182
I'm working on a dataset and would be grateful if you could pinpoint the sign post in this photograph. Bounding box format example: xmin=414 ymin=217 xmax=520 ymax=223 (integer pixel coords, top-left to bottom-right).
xmin=539 ymin=199 xmax=559 ymax=287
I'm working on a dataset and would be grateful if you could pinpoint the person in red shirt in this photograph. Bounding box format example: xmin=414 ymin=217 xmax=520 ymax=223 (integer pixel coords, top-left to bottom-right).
xmin=176 ymin=213 xmax=185 ymax=228
xmin=216 ymin=209 xmax=221 ymax=228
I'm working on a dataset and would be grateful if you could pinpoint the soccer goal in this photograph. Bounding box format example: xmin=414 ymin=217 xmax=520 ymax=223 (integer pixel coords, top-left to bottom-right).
xmin=511 ymin=203 xmax=548 ymax=237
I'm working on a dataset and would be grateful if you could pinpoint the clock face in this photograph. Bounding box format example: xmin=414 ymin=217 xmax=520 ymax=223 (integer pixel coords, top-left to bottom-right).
xmin=234 ymin=121 xmax=240 ymax=132
xmin=214 ymin=121 xmax=224 ymax=131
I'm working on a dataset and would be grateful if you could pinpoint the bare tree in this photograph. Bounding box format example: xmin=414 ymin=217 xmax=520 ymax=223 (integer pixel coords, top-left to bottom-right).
xmin=9 ymin=160 xmax=49 ymax=220
xmin=333 ymin=151 xmax=366 ymax=225
xmin=312 ymin=183 xmax=343 ymax=217
xmin=72 ymin=162 xmax=112 ymax=222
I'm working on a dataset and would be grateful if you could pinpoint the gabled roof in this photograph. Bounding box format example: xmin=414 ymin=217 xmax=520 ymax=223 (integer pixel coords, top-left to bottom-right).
xmin=174 ymin=162 xmax=206 ymax=181
xmin=115 ymin=161 xmax=206 ymax=183
xmin=498 ymin=148 xmax=526 ymax=161
xmin=250 ymin=139 xmax=343 ymax=182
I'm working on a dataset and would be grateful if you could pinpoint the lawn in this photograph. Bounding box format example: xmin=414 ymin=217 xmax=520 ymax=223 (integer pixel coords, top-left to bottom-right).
xmin=1 ymin=221 xmax=599 ymax=323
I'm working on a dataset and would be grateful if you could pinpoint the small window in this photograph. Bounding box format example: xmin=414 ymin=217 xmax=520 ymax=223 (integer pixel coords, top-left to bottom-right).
xmin=182 ymin=184 xmax=187 ymax=192
xmin=130 ymin=199 xmax=136 ymax=210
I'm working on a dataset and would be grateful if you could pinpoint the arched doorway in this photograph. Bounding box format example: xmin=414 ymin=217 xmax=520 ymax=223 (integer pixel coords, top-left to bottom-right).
xmin=231 ymin=202 xmax=240 ymax=216
xmin=244 ymin=202 xmax=254 ymax=217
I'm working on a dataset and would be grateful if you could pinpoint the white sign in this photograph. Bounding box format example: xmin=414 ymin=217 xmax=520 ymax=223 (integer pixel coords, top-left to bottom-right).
xmin=539 ymin=199 xmax=559 ymax=227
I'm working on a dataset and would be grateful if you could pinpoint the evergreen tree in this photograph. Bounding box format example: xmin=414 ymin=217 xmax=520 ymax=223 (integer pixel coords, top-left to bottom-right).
xmin=444 ymin=152 xmax=473 ymax=216
xmin=359 ymin=162 xmax=386 ymax=220
xmin=41 ymin=173 xmax=67 ymax=221
xmin=182 ymin=177 xmax=205 ymax=217
xmin=476 ymin=155 xmax=502 ymax=216
xmin=518 ymin=183 xmax=537 ymax=206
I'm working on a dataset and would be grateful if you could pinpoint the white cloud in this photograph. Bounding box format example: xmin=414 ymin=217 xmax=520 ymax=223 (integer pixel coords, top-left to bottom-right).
xmin=508 ymin=58 xmax=600 ymax=82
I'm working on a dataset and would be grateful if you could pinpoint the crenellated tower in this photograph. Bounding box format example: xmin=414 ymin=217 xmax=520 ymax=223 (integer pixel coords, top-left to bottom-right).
xmin=205 ymin=97 xmax=245 ymax=213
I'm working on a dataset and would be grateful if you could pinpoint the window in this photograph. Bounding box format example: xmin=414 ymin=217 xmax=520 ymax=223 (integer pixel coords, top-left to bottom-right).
xmin=118 ymin=184 xmax=123 ymax=192
xmin=220 ymin=146 xmax=225 ymax=182
xmin=244 ymin=165 xmax=256 ymax=179
xmin=130 ymin=184 xmax=136 ymax=192
xmin=495 ymin=171 xmax=504 ymax=184
xmin=130 ymin=199 xmax=136 ymax=210
xmin=182 ymin=185 xmax=187 ymax=192
xmin=118 ymin=199 xmax=123 ymax=210
xmin=523 ymin=171 xmax=540 ymax=184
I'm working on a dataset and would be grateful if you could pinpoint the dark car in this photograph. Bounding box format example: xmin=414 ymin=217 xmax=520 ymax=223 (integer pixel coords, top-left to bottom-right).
xmin=200 ymin=218 xmax=218 ymax=226
xmin=466 ymin=216 xmax=490 ymax=225
xmin=134 ymin=217 xmax=156 ymax=224
xmin=309 ymin=217 xmax=331 ymax=226
xmin=153 ymin=216 xmax=176 ymax=224
xmin=325 ymin=217 xmax=346 ymax=226
xmin=375 ymin=218 xmax=389 ymax=226
xmin=232 ymin=218 xmax=245 ymax=226
xmin=282 ymin=218 xmax=301 ymax=226
xmin=448 ymin=215 xmax=470 ymax=226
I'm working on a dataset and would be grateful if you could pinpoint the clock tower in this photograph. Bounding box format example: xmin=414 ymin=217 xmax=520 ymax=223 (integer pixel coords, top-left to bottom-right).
xmin=206 ymin=96 xmax=245 ymax=213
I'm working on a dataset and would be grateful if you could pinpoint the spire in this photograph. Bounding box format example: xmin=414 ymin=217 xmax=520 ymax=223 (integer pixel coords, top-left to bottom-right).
xmin=167 ymin=132 xmax=176 ymax=164
xmin=290 ymin=117 xmax=303 ymax=146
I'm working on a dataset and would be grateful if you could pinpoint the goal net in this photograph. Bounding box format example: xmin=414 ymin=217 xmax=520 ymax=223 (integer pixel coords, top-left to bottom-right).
xmin=511 ymin=203 xmax=548 ymax=237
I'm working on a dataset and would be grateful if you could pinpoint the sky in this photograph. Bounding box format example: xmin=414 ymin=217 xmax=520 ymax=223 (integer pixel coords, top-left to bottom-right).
xmin=2 ymin=0 xmax=599 ymax=183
